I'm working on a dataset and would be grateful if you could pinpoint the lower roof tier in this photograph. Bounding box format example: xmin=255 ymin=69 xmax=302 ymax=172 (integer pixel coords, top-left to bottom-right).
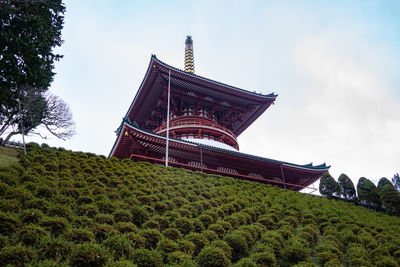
xmin=109 ymin=121 xmax=330 ymax=191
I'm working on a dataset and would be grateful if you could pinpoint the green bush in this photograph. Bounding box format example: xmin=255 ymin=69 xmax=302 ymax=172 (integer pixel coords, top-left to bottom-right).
xmin=38 ymin=236 xmax=73 ymax=262
xmin=224 ymin=232 xmax=248 ymax=261
xmin=232 ymin=257 xmax=257 ymax=267
xmin=162 ymin=227 xmax=182 ymax=240
xmin=0 ymin=211 xmax=19 ymax=235
xmin=131 ymin=205 xmax=149 ymax=226
xmin=40 ymin=216 xmax=68 ymax=236
xmin=94 ymin=213 xmax=115 ymax=225
xmin=282 ymin=237 xmax=311 ymax=266
xmin=103 ymin=234 xmax=134 ymax=260
xmin=167 ymin=251 xmax=194 ymax=266
xmin=65 ymin=228 xmax=94 ymax=243
xmin=175 ymin=217 xmax=194 ymax=235
xmin=18 ymin=225 xmax=48 ymax=246
xmin=197 ymin=246 xmax=231 ymax=267
xmin=0 ymin=244 xmax=34 ymax=266
xmin=141 ymin=228 xmax=163 ymax=249
xmin=185 ymin=232 xmax=210 ymax=255
xmin=250 ymin=251 xmax=276 ymax=266
xmin=132 ymin=248 xmax=163 ymax=267
xmin=113 ymin=208 xmax=133 ymax=223
xmin=69 ymin=242 xmax=109 ymax=267
xmin=115 ymin=222 xmax=138 ymax=233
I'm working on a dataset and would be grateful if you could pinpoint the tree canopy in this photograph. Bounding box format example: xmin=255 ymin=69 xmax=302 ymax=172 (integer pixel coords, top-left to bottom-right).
xmin=319 ymin=172 xmax=339 ymax=198
xmin=0 ymin=0 xmax=74 ymax=144
xmin=338 ymin=173 xmax=356 ymax=201
xmin=377 ymin=177 xmax=393 ymax=193
xmin=357 ymin=177 xmax=380 ymax=208
xmin=392 ymin=173 xmax=400 ymax=193
xmin=380 ymin=184 xmax=400 ymax=215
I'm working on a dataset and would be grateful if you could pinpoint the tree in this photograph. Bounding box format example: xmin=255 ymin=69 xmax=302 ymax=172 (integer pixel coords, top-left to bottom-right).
xmin=337 ymin=173 xmax=356 ymax=201
xmin=377 ymin=177 xmax=393 ymax=193
xmin=357 ymin=177 xmax=380 ymax=208
xmin=0 ymin=1 xmax=72 ymax=145
xmin=380 ymin=184 xmax=400 ymax=214
xmin=392 ymin=173 xmax=400 ymax=193
xmin=319 ymin=173 xmax=339 ymax=198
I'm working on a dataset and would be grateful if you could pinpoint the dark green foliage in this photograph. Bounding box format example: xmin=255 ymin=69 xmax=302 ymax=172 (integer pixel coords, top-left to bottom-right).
xmin=102 ymin=235 xmax=134 ymax=260
xmin=197 ymin=246 xmax=231 ymax=267
xmin=338 ymin=173 xmax=356 ymax=201
xmin=319 ymin=173 xmax=339 ymax=197
xmin=357 ymin=177 xmax=381 ymax=208
xmin=1 ymin=144 xmax=400 ymax=266
xmin=18 ymin=225 xmax=48 ymax=246
xmin=392 ymin=173 xmax=400 ymax=192
xmin=380 ymin=184 xmax=400 ymax=214
xmin=175 ymin=216 xmax=194 ymax=235
xmin=224 ymin=232 xmax=248 ymax=261
xmin=185 ymin=232 xmax=209 ymax=255
xmin=250 ymin=251 xmax=276 ymax=266
xmin=378 ymin=177 xmax=393 ymax=193
xmin=0 ymin=211 xmax=19 ymax=235
xmin=70 ymin=243 xmax=109 ymax=267
xmin=141 ymin=229 xmax=162 ymax=249
xmin=132 ymin=248 xmax=163 ymax=267
xmin=282 ymin=237 xmax=311 ymax=266
xmin=0 ymin=244 xmax=33 ymax=266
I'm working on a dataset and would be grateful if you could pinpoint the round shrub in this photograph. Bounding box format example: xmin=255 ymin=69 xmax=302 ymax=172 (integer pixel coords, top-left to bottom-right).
xmin=157 ymin=238 xmax=179 ymax=260
xmin=132 ymin=248 xmax=163 ymax=267
xmin=232 ymin=257 xmax=257 ymax=267
xmin=0 ymin=211 xmax=19 ymax=235
xmin=198 ymin=214 xmax=214 ymax=228
xmin=162 ymin=228 xmax=182 ymax=241
xmin=115 ymin=222 xmax=138 ymax=234
xmin=0 ymin=244 xmax=34 ymax=266
xmin=40 ymin=216 xmax=69 ymax=236
xmin=175 ymin=217 xmax=194 ymax=235
xmin=103 ymin=235 xmax=134 ymax=260
xmin=141 ymin=229 xmax=163 ymax=249
xmin=131 ymin=205 xmax=149 ymax=226
xmin=77 ymin=204 xmax=99 ymax=218
xmin=198 ymin=246 xmax=231 ymax=267
xmin=203 ymin=229 xmax=218 ymax=242
xmin=250 ymin=251 xmax=276 ymax=266
xmin=18 ymin=225 xmax=48 ymax=246
xmin=177 ymin=239 xmax=196 ymax=256
xmin=208 ymin=223 xmax=225 ymax=239
xmin=65 ymin=228 xmax=94 ymax=243
xmin=167 ymin=251 xmax=194 ymax=266
xmin=94 ymin=213 xmax=115 ymax=225
xmin=185 ymin=232 xmax=209 ymax=255
xmin=92 ymin=223 xmax=113 ymax=242
xmin=125 ymin=232 xmax=146 ymax=248
xmin=39 ymin=236 xmax=73 ymax=262
xmin=113 ymin=209 xmax=133 ymax=223
xmin=70 ymin=243 xmax=108 ymax=267
xmin=210 ymin=240 xmax=232 ymax=260
xmin=224 ymin=232 xmax=248 ymax=261
xmin=142 ymin=220 xmax=160 ymax=230
xmin=282 ymin=237 xmax=311 ymax=266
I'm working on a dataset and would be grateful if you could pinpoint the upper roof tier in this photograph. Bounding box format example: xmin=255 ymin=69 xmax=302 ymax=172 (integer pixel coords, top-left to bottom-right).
xmin=125 ymin=55 xmax=277 ymax=137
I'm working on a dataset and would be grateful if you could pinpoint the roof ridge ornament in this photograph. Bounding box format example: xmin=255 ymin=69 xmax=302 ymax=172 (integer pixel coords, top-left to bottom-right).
xmin=184 ymin=36 xmax=194 ymax=73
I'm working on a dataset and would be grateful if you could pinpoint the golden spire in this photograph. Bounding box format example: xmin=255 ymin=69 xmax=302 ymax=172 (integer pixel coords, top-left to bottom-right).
xmin=184 ymin=36 xmax=194 ymax=73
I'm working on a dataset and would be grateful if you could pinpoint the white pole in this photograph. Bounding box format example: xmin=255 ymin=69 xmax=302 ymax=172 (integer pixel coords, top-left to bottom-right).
xmin=165 ymin=70 xmax=171 ymax=167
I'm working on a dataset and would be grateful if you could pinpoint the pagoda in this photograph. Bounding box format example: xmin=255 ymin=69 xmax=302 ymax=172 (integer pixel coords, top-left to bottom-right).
xmin=110 ymin=36 xmax=330 ymax=191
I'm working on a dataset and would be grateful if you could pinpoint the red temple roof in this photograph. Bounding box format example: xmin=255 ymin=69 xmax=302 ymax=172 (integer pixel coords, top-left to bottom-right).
xmin=125 ymin=55 xmax=277 ymax=137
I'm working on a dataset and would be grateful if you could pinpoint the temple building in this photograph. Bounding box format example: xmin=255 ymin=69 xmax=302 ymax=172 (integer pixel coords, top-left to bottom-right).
xmin=109 ymin=36 xmax=330 ymax=191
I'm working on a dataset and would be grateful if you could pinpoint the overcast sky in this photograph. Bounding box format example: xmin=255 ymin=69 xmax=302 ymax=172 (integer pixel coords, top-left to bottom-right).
xmin=21 ymin=0 xmax=400 ymax=189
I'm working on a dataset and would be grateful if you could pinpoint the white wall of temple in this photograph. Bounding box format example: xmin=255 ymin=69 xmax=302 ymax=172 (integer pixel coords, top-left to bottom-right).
xmin=182 ymin=137 xmax=238 ymax=151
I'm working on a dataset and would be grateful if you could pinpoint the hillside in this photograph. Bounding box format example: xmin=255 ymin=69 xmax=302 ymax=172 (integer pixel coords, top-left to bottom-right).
xmin=0 ymin=144 xmax=399 ymax=266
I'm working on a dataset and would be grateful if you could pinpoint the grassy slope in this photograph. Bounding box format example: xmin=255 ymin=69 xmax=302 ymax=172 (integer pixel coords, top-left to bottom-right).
xmin=0 ymin=143 xmax=399 ymax=266
xmin=0 ymin=146 xmax=19 ymax=168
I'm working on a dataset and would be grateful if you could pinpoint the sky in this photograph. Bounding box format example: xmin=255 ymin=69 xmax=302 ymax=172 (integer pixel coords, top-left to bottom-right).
xmin=20 ymin=0 xmax=400 ymax=190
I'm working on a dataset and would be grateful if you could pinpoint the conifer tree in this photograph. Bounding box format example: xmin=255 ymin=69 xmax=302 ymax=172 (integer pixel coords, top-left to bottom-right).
xmin=319 ymin=173 xmax=339 ymax=198
xmin=338 ymin=173 xmax=356 ymax=201
xmin=357 ymin=177 xmax=380 ymax=208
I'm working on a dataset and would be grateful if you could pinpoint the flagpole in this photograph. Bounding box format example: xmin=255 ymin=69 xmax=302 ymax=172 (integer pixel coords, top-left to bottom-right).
xmin=165 ymin=70 xmax=171 ymax=167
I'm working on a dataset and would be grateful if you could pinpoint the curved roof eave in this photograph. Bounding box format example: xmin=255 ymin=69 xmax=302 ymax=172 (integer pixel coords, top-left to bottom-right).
xmin=112 ymin=121 xmax=330 ymax=172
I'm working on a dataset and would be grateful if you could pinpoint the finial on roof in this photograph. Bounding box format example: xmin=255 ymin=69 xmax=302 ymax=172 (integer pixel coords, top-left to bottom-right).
xmin=184 ymin=36 xmax=194 ymax=73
